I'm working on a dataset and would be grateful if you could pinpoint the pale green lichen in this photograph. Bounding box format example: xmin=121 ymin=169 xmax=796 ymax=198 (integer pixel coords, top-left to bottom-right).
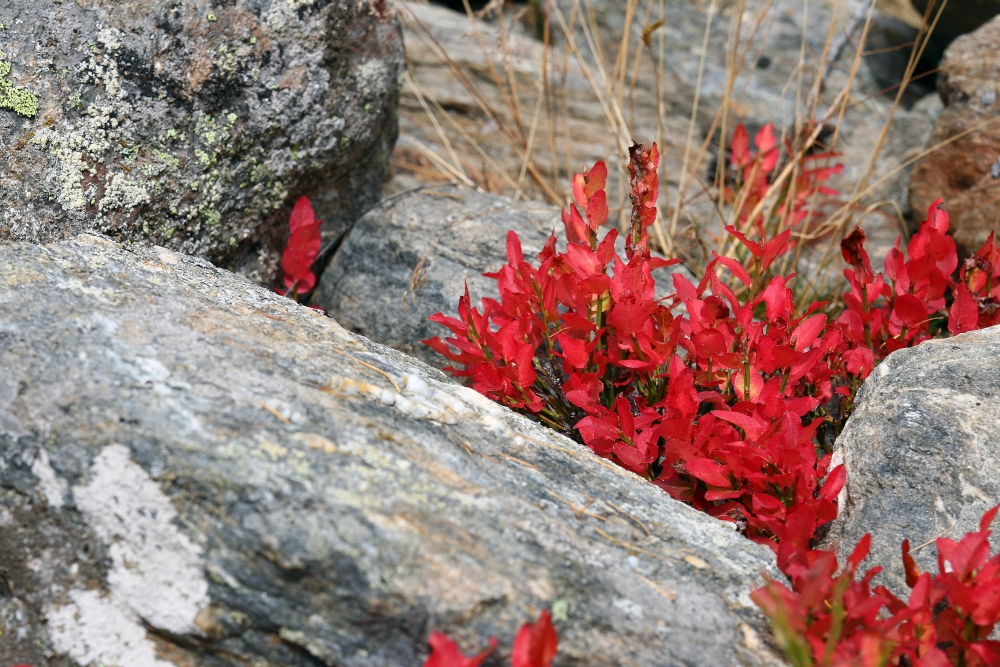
xmin=152 ymin=149 xmax=180 ymax=170
xmin=0 ymin=56 xmax=39 ymax=118
xmin=552 ymin=599 xmax=569 ymax=622
xmin=194 ymin=148 xmax=216 ymax=168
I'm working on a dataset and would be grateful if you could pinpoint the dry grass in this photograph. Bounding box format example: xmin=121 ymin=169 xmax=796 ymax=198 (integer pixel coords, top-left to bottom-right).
xmin=393 ymin=0 xmax=958 ymax=305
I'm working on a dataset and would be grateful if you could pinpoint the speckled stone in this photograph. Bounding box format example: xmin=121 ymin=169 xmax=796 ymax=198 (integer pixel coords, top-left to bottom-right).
xmin=0 ymin=0 xmax=403 ymax=283
xmin=822 ymin=326 xmax=1000 ymax=595
xmin=0 ymin=233 xmax=785 ymax=666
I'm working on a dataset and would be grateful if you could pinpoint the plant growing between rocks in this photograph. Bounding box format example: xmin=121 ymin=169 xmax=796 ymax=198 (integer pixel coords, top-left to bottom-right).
xmin=280 ymin=196 xmax=323 ymax=300
xmin=425 ymin=609 xmax=558 ymax=667
xmin=422 ymin=131 xmax=1000 ymax=665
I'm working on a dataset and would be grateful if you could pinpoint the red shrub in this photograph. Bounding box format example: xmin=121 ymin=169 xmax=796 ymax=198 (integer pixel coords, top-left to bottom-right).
xmin=424 ymin=128 xmax=1000 ymax=665
xmin=753 ymin=507 xmax=1000 ymax=667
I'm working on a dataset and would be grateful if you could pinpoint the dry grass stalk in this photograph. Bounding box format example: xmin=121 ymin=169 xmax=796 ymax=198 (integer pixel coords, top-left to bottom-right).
xmin=395 ymin=0 xmax=963 ymax=309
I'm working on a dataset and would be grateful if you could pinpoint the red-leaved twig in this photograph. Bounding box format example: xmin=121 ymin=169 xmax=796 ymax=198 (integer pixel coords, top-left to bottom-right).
xmin=280 ymin=196 xmax=322 ymax=299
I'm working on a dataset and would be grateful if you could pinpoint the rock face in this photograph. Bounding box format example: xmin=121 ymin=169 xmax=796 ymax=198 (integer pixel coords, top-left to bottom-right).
xmin=909 ymin=15 xmax=1000 ymax=254
xmin=314 ymin=186 xmax=559 ymax=367
xmin=821 ymin=327 xmax=1000 ymax=595
xmin=0 ymin=234 xmax=784 ymax=666
xmin=313 ymin=185 xmax=692 ymax=368
xmin=0 ymin=0 xmax=403 ymax=281
xmin=912 ymin=0 xmax=1000 ymax=45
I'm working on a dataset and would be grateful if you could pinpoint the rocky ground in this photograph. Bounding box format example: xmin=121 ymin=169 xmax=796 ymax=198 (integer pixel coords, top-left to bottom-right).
xmin=4 ymin=0 xmax=1000 ymax=665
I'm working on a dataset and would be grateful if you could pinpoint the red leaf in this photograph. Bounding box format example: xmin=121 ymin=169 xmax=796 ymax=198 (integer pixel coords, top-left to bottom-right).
xmin=424 ymin=632 xmax=497 ymax=667
xmin=901 ymin=539 xmax=921 ymax=588
xmin=725 ymin=225 xmax=763 ymax=258
xmin=950 ymin=282 xmax=979 ymax=335
xmin=561 ymin=205 xmax=590 ymax=246
xmin=685 ymin=458 xmax=733 ymax=488
xmin=506 ymin=230 xmax=524 ymax=265
xmin=840 ymin=227 xmax=873 ymax=281
xmin=755 ymin=124 xmax=778 ymax=173
xmin=288 ymin=196 xmax=319 ymax=234
xmin=730 ymin=124 xmax=750 ymax=168
xmin=791 ymin=313 xmax=826 ymax=351
xmin=761 ymin=275 xmax=792 ymax=322
xmin=845 ymin=534 xmax=871 ymax=572
xmin=713 ymin=255 xmax=753 ymax=287
xmin=892 ymin=293 xmax=928 ymax=330
xmin=818 ymin=465 xmax=845 ymax=503
xmin=511 ymin=610 xmax=558 ymax=667
xmin=760 ymin=230 xmax=792 ymax=271
xmin=981 ymin=504 xmax=1000 ymax=532
xmin=281 ymin=196 xmax=323 ymax=293
xmin=587 ymin=189 xmax=608 ymax=231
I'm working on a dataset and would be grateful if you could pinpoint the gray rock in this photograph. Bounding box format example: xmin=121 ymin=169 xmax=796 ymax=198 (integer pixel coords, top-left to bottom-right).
xmin=0 ymin=0 xmax=402 ymax=281
xmin=821 ymin=327 xmax=1000 ymax=595
xmin=0 ymin=233 xmax=785 ymax=666
xmin=313 ymin=185 xmax=693 ymax=369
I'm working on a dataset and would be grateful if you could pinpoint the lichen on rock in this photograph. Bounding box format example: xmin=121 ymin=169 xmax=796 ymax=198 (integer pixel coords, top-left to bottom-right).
xmin=0 ymin=53 xmax=37 ymax=118
xmin=0 ymin=0 xmax=403 ymax=283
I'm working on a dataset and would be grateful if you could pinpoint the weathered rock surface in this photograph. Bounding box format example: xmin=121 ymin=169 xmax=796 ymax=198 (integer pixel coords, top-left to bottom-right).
xmin=821 ymin=327 xmax=1000 ymax=595
xmin=313 ymin=185 xmax=692 ymax=368
xmin=912 ymin=0 xmax=1000 ymax=45
xmin=0 ymin=0 xmax=402 ymax=281
xmin=909 ymin=15 xmax=1000 ymax=254
xmin=0 ymin=234 xmax=784 ymax=666
xmin=397 ymin=1 xmax=940 ymax=270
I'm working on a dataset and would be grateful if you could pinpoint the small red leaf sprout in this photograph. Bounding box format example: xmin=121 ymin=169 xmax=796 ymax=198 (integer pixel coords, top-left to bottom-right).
xmin=280 ymin=196 xmax=323 ymax=299
xmin=425 ymin=610 xmax=558 ymax=667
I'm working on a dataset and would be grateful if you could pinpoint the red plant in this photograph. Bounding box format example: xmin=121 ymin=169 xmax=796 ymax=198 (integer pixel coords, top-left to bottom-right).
xmin=425 ymin=128 xmax=1000 ymax=667
xmin=753 ymin=507 xmax=1000 ymax=667
xmin=426 ymin=130 xmax=1000 ymax=557
xmin=725 ymin=122 xmax=842 ymax=235
xmin=425 ymin=610 xmax=558 ymax=667
xmin=281 ymin=196 xmax=322 ymax=298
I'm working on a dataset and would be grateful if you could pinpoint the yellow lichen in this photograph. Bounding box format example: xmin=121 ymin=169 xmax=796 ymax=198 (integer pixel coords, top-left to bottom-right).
xmin=0 ymin=57 xmax=39 ymax=118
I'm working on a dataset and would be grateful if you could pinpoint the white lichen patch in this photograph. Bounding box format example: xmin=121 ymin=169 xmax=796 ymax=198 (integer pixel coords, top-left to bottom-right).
xmin=46 ymin=589 xmax=176 ymax=667
xmin=30 ymin=449 xmax=68 ymax=508
xmin=100 ymin=172 xmax=151 ymax=212
xmin=72 ymin=444 xmax=209 ymax=635
xmin=31 ymin=30 xmax=150 ymax=218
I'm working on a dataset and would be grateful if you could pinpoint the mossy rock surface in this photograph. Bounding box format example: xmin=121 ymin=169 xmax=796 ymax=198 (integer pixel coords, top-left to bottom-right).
xmin=0 ymin=0 xmax=403 ymax=282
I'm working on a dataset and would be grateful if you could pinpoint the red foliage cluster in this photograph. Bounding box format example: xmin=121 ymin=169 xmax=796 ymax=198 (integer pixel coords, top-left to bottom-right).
xmin=426 ymin=131 xmax=992 ymax=556
xmin=281 ymin=196 xmax=322 ymax=298
xmin=425 ymin=610 xmax=557 ymax=667
xmin=424 ymin=127 xmax=1000 ymax=665
xmin=726 ymin=123 xmax=842 ymax=231
xmin=754 ymin=507 xmax=1000 ymax=666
